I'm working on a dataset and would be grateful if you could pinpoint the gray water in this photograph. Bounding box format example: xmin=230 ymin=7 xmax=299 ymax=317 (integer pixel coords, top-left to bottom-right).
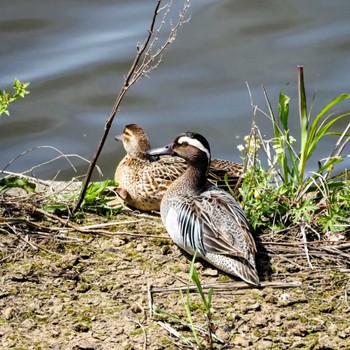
xmin=1 ymin=0 xmax=350 ymax=181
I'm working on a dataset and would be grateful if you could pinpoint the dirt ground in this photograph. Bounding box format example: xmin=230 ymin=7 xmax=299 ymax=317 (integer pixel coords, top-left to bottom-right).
xmin=1 ymin=201 xmax=350 ymax=349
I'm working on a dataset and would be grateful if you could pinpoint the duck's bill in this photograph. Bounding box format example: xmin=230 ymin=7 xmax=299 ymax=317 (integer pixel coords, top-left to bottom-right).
xmin=146 ymin=143 xmax=174 ymax=157
xmin=147 ymin=154 xmax=160 ymax=162
xmin=114 ymin=134 xmax=123 ymax=142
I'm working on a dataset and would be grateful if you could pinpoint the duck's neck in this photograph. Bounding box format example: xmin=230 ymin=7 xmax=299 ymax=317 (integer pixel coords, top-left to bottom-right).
xmin=177 ymin=155 xmax=210 ymax=195
xmin=129 ymin=149 xmax=150 ymax=160
xmin=188 ymin=165 xmax=208 ymax=190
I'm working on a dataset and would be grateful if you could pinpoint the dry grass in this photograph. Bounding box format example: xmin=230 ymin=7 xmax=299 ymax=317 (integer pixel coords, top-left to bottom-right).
xmin=1 ymin=179 xmax=350 ymax=349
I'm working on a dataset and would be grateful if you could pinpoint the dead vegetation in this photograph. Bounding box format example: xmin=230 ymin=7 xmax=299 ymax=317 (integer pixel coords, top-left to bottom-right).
xmin=1 ymin=180 xmax=350 ymax=349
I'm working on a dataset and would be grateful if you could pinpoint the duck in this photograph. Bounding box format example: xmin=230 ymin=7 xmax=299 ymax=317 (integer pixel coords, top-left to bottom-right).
xmin=114 ymin=124 xmax=244 ymax=211
xmin=146 ymin=131 xmax=259 ymax=285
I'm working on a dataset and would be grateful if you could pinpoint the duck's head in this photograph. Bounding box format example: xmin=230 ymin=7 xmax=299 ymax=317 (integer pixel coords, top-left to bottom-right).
xmin=115 ymin=124 xmax=159 ymax=160
xmin=147 ymin=131 xmax=211 ymax=166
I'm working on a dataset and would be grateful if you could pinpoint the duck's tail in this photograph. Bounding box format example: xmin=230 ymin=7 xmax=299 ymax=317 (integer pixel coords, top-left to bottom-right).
xmin=205 ymin=252 xmax=259 ymax=286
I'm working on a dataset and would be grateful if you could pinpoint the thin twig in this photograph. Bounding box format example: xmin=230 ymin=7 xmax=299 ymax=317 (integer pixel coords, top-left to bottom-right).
xmin=60 ymin=228 xmax=170 ymax=240
xmin=262 ymin=240 xmax=349 ymax=247
xmin=78 ymin=219 xmax=145 ymax=230
xmin=72 ymin=0 xmax=164 ymax=213
xmin=157 ymin=320 xmax=224 ymax=346
xmin=11 ymin=228 xmax=62 ymax=257
xmin=157 ymin=321 xmax=192 ymax=346
xmin=0 ymin=170 xmax=56 ymax=186
xmin=0 ymin=146 xmax=102 ymax=177
xmin=1 ymin=200 xmax=169 ymax=239
xmin=148 ymin=282 xmax=154 ymax=319
xmin=72 ymin=0 xmax=192 ymax=214
xmin=151 ymin=280 xmax=302 ymax=294
xmin=301 ymin=224 xmax=313 ymax=268
xmin=131 ymin=319 xmax=147 ymax=350
xmin=344 ymin=279 xmax=350 ymax=310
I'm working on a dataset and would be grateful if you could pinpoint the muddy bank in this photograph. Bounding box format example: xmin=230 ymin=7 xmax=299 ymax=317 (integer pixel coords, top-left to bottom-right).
xmin=1 ymin=184 xmax=350 ymax=349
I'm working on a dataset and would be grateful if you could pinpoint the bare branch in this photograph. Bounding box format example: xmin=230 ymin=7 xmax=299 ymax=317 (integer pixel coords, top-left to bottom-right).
xmin=72 ymin=0 xmax=190 ymax=214
xmin=0 ymin=146 xmax=102 ymax=178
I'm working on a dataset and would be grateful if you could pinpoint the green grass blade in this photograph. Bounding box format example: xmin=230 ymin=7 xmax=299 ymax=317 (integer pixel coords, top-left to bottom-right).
xmin=314 ymin=93 xmax=350 ymax=122
xmin=304 ymin=112 xmax=350 ymax=163
xmin=316 ymin=157 xmax=343 ymax=175
xmin=263 ymin=85 xmax=293 ymax=183
xmin=278 ymin=90 xmax=291 ymax=182
xmin=262 ymin=85 xmax=277 ymax=128
xmin=298 ymin=65 xmax=309 ymax=183
xmin=207 ymin=288 xmax=213 ymax=312
xmin=298 ymin=66 xmax=308 ymax=140
xmin=307 ymin=97 xmax=350 ymax=147
xmin=189 ymin=252 xmax=208 ymax=309
xmin=279 ymin=88 xmax=290 ymax=130
xmin=186 ymin=255 xmax=201 ymax=347
xmin=184 ymin=292 xmax=201 ymax=346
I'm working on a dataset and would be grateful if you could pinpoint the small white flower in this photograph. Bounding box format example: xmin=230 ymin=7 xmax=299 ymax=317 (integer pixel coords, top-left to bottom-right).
xmin=272 ymin=144 xmax=284 ymax=154
xmin=289 ymin=135 xmax=296 ymax=143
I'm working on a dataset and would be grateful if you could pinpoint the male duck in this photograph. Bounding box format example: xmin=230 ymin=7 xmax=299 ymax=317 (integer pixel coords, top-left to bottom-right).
xmin=114 ymin=124 xmax=244 ymax=211
xmin=147 ymin=131 xmax=259 ymax=285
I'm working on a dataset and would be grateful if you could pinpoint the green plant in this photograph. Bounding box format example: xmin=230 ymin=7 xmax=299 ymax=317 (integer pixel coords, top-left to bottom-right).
xmin=183 ymin=252 xmax=214 ymax=349
xmin=43 ymin=180 xmax=122 ymax=216
xmin=240 ymin=66 xmax=350 ymax=232
xmin=154 ymin=253 xmax=215 ymax=349
xmin=0 ymin=79 xmax=30 ymax=117
xmin=81 ymin=180 xmax=116 ymax=208
xmin=0 ymin=176 xmax=36 ymax=194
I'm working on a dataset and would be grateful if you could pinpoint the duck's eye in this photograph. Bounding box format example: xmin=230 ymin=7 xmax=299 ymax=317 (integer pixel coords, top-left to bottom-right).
xmin=181 ymin=141 xmax=188 ymax=147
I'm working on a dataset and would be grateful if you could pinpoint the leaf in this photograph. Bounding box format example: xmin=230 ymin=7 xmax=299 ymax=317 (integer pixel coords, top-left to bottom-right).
xmin=278 ymin=89 xmax=290 ymax=130
xmin=0 ymin=176 xmax=36 ymax=194
xmin=0 ymin=79 xmax=30 ymax=117
xmin=42 ymin=204 xmax=69 ymax=213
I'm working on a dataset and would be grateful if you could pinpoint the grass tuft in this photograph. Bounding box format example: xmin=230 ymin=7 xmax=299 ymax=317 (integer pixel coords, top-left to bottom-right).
xmin=239 ymin=66 xmax=350 ymax=233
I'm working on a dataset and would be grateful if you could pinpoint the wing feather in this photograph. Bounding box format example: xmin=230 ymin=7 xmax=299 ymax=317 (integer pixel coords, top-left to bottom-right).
xmin=174 ymin=187 xmax=256 ymax=265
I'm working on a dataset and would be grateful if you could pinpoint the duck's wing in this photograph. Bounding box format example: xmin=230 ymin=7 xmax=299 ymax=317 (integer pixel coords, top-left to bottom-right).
xmin=201 ymin=189 xmax=256 ymax=258
xmin=150 ymin=156 xmax=187 ymax=182
xmin=134 ymin=156 xmax=187 ymax=196
xmin=176 ymin=188 xmax=256 ymax=262
xmin=208 ymin=159 xmax=244 ymax=189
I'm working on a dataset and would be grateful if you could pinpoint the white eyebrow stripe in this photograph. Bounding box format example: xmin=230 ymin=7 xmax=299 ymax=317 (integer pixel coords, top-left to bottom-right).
xmin=178 ymin=136 xmax=210 ymax=158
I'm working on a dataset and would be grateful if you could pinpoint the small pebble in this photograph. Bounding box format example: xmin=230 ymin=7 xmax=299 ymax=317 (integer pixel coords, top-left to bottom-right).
xmin=3 ymin=307 xmax=14 ymax=320
xmin=202 ymin=268 xmax=218 ymax=277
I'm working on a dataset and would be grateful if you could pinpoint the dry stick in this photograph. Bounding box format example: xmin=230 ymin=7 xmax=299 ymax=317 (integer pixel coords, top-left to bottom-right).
xmin=158 ymin=320 xmax=225 ymax=347
xmin=10 ymin=226 xmax=62 ymax=257
xmin=262 ymin=241 xmax=350 ymax=248
xmin=129 ymin=318 xmax=147 ymax=350
xmin=0 ymin=146 xmax=90 ymax=177
xmin=5 ymin=201 xmax=169 ymax=239
xmin=345 ymin=279 xmax=350 ymax=310
xmin=72 ymin=0 xmax=163 ymax=214
xmin=1 ymin=217 xmax=64 ymax=233
xmin=65 ymin=228 xmax=170 ymax=240
xmin=0 ymin=170 xmax=57 ymax=186
xmin=150 ymin=280 xmax=302 ymax=294
xmin=78 ymin=220 xmax=145 ymax=230
xmin=157 ymin=322 xmax=192 ymax=346
xmin=300 ymin=224 xmax=313 ymax=268
xmin=147 ymin=282 xmax=154 ymax=319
